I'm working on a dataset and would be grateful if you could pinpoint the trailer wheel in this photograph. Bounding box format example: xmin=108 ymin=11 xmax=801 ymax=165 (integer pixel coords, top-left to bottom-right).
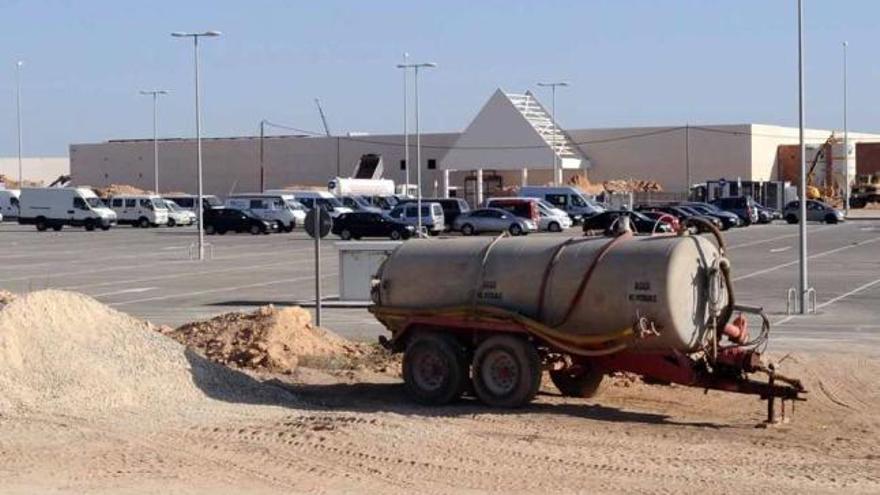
xmin=472 ymin=335 xmax=541 ymax=408
xmin=550 ymin=364 xmax=605 ymax=398
xmin=402 ymin=332 xmax=468 ymax=405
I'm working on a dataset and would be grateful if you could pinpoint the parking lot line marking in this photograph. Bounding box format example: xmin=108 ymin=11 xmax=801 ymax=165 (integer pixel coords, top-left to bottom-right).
xmin=733 ymin=235 xmax=880 ymax=282
xmin=725 ymin=225 xmax=833 ymax=250
xmin=107 ymin=272 xmax=338 ymax=307
xmin=91 ymin=287 xmax=157 ymax=297
xmin=769 ymin=246 xmax=791 ymax=253
xmin=773 ymin=276 xmax=880 ymax=327
xmin=58 ymin=255 xmax=337 ymax=291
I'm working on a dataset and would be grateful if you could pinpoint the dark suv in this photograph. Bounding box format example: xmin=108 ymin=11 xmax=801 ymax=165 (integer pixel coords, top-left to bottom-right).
xmin=203 ymin=207 xmax=276 ymax=235
xmin=710 ymin=196 xmax=759 ymax=225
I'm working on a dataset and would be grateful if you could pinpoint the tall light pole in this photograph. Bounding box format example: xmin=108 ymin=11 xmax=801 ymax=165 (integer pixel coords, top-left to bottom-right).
xmin=15 ymin=60 xmax=23 ymax=187
xmin=537 ymin=81 xmax=569 ymax=186
xmin=396 ymin=61 xmax=436 ymax=236
xmin=172 ymin=30 xmax=221 ymax=261
xmin=843 ymin=40 xmax=850 ymax=217
xmin=796 ymin=0 xmax=808 ymax=314
xmin=396 ymin=53 xmax=410 ymax=196
xmin=140 ymin=89 xmax=169 ymax=193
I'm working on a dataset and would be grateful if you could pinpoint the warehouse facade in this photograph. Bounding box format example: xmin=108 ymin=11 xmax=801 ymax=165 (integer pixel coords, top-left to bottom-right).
xmin=70 ymin=89 xmax=880 ymax=203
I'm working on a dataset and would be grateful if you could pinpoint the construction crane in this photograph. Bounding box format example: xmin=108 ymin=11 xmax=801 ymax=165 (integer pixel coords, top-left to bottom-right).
xmin=314 ymin=98 xmax=331 ymax=137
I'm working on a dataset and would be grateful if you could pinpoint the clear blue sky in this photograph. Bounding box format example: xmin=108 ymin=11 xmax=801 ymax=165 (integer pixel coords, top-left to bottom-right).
xmin=2 ymin=0 xmax=879 ymax=156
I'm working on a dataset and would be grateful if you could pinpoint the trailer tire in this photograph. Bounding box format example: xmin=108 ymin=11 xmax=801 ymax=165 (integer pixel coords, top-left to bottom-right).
xmin=550 ymin=364 xmax=605 ymax=398
xmin=472 ymin=335 xmax=541 ymax=408
xmin=402 ymin=332 xmax=469 ymax=406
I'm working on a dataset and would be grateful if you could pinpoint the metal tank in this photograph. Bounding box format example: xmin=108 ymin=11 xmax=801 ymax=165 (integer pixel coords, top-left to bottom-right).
xmin=372 ymin=234 xmax=727 ymax=352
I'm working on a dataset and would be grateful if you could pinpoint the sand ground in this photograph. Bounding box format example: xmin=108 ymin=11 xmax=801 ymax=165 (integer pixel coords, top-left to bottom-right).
xmin=2 ymin=350 xmax=878 ymax=494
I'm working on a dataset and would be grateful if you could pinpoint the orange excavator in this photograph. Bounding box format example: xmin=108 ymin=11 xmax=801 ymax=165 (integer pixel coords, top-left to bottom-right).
xmin=805 ymin=135 xmax=835 ymax=201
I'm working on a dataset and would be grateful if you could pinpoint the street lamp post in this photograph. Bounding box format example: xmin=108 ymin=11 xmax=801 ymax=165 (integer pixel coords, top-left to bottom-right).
xmin=796 ymin=0 xmax=808 ymax=314
xmin=396 ymin=61 xmax=437 ymax=236
xmin=172 ymin=30 xmax=221 ymax=261
xmin=396 ymin=53 xmax=410 ymax=196
xmin=843 ymin=41 xmax=850 ymax=217
xmin=537 ymin=81 xmax=569 ymax=186
xmin=16 ymin=61 xmax=23 ymax=187
xmin=140 ymin=89 xmax=169 ymax=193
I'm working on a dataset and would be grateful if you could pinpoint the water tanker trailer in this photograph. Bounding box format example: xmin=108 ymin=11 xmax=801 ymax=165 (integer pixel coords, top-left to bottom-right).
xmin=370 ymin=221 xmax=805 ymax=423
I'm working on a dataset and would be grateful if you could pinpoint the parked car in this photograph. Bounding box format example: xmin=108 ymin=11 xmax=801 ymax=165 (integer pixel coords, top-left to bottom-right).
xmin=0 ymin=189 xmax=20 ymax=220
xmin=519 ymin=186 xmax=604 ymax=223
xmin=452 ymin=208 xmax=537 ymax=236
xmin=107 ymin=194 xmax=169 ymax=227
xmin=337 ymin=195 xmax=384 ymax=214
xmin=162 ymin=193 xmax=222 ymax=214
xmin=160 ymin=198 xmax=196 ymax=226
xmin=639 ymin=210 xmax=680 ymax=231
xmin=266 ymin=190 xmax=353 ymax=218
xmin=486 ymin=197 xmax=570 ymax=232
xmin=18 ymin=187 xmax=117 ymax=231
xmin=388 ymin=202 xmax=446 ymax=235
xmin=332 ymin=211 xmax=415 ymax=240
xmin=783 ymin=200 xmax=845 ymax=224
xmin=202 ymin=207 xmax=277 ymax=235
xmin=754 ymin=204 xmax=780 ymax=224
xmin=226 ymin=193 xmax=304 ymax=232
xmin=582 ymin=210 xmax=672 ymax=235
xmin=710 ymin=196 xmax=760 ymax=225
xmin=395 ymin=197 xmax=470 ymax=228
xmin=679 ymin=202 xmax=741 ymax=230
xmin=639 ymin=205 xmax=721 ymax=233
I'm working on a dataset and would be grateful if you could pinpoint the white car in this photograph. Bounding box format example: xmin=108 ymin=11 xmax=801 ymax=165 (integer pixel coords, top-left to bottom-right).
xmin=161 ymin=199 xmax=196 ymax=227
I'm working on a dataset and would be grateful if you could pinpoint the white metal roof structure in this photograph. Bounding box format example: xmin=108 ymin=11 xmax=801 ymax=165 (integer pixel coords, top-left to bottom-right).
xmin=441 ymin=89 xmax=588 ymax=171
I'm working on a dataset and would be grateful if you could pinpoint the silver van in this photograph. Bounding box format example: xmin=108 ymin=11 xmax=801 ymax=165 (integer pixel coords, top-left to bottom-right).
xmin=388 ymin=202 xmax=445 ymax=236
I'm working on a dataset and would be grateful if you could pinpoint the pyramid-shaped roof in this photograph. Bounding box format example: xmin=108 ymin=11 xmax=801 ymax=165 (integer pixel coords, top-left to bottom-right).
xmin=441 ymin=89 xmax=588 ymax=171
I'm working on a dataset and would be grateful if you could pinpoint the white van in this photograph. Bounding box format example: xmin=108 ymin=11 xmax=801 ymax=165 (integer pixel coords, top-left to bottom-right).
xmin=267 ymin=190 xmax=353 ymax=217
xmin=225 ymin=193 xmax=306 ymax=232
xmin=0 ymin=189 xmax=20 ymax=220
xmin=161 ymin=194 xmax=222 ymax=213
xmin=518 ymin=186 xmax=604 ymax=223
xmin=107 ymin=194 xmax=169 ymax=227
xmin=159 ymin=198 xmax=196 ymax=227
xmin=18 ymin=187 xmax=117 ymax=231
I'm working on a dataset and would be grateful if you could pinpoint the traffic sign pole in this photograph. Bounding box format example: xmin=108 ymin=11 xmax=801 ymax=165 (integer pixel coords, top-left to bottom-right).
xmin=314 ymin=208 xmax=322 ymax=326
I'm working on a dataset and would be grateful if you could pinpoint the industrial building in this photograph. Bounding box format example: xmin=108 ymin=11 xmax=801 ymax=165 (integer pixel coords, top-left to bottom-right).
xmin=70 ymin=89 xmax=880 ymax=204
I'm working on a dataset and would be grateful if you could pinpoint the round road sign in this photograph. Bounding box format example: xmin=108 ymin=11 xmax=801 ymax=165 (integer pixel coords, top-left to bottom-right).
xmin=305 ymin=208 xmax=333 ymax=239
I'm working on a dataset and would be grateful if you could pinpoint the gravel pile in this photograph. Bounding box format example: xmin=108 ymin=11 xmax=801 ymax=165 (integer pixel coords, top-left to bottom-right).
xmin=0 ymin=290 xmax=290 ymax=416
xmin=162 ymin=305 xmax=368 ymax=374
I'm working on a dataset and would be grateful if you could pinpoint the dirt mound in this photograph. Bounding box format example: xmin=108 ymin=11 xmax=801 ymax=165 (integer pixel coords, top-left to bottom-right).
xmin=0 ymin=289 xmax=16 ymax=308
xmin=0 ymin=290 xmax=289 ymax=416
xmin=92 ymin=183 xmax=150 ymax=198
xmin=162 ymin=306 xmax=370 ymax=374
xmin=0 ymin=174 xmax=42 ymax=188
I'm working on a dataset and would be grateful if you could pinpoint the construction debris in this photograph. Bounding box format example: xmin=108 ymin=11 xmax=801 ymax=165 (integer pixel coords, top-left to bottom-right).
xmin=92 ymin=183 xmax=150 ymax=198
xmin=568 ymin=174 xmax=663 ymax=195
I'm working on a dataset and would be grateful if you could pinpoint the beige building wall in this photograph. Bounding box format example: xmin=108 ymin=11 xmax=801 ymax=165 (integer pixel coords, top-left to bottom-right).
xmin=0 ymin=157 xmax=70 ymax=186
xmin=568 ymin=125 xmax=752 ymax=192
xmin=70 ymin=133 xmax=458 ymax=196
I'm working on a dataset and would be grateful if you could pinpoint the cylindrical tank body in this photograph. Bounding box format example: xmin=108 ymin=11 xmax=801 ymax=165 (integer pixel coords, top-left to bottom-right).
xmin=372 ymin=235 xmax=726 ymax=352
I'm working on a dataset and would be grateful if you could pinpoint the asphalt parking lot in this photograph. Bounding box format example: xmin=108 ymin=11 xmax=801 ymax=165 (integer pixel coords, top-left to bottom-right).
xmin=2 ymin=219 xmax=879 ymax=353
